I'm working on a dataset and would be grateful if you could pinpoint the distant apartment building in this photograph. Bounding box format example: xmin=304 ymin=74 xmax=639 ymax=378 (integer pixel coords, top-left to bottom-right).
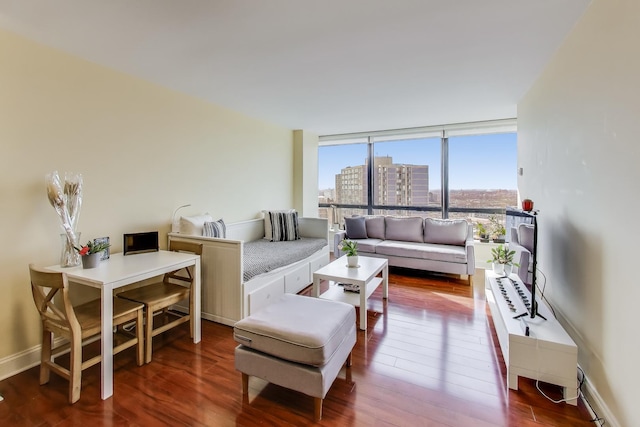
xmin=335 ymin=156 xmax=429 ymax=206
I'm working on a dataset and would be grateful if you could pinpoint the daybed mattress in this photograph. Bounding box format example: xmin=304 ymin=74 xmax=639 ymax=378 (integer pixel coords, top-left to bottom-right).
xmin=233 ymin=294 xmax=356 ymax=366
xmin=243 ymin=237 xmax=326 ymax=282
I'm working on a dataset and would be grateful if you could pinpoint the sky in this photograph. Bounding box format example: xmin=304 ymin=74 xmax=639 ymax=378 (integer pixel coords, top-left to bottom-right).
xmin=318 ymin=133 xmax=517 ymax=190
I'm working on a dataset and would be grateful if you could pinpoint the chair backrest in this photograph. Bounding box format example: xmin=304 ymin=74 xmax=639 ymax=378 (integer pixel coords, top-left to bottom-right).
xmin=29 ymin=264 xmax=81 ymax=337
xmin=164 ymin=241 xmax=203 ymax=285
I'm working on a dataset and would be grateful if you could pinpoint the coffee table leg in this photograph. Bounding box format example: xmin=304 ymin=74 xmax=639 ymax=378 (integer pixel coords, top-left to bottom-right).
xmin=312 ymin=276 xmax=321 ymax=297
xmin=382 ymin=264 xmax=389 ymax=299
xmin=359 ymin=284 xmax=366 ymax=330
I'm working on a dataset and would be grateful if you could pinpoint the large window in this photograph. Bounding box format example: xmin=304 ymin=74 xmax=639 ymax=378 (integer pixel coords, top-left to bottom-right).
xmin=318 ymin=139 xmax=368 ymax=225
xmin=319 ymin=119 xmax=517 ymax=238
xmin=448 ymin=133 xmax=517 ymax=234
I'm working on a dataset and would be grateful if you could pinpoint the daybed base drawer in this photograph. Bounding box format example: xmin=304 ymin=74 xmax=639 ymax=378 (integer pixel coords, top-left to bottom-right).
xmin=284 ymin=263 xmax=311 ymax=294
xmin=248 ymin=277 xmax=284 ymax=316
xmin=309 ymin=253 xmax=330 ymax=276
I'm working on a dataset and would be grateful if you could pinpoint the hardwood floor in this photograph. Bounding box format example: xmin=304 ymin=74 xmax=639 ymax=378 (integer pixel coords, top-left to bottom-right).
xmin=1 ymin=268 xmax=595 ymax=426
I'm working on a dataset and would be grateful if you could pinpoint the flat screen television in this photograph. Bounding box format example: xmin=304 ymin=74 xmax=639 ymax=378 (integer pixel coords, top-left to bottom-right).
xmin=506 ymin=208 xmax=545 ymax=320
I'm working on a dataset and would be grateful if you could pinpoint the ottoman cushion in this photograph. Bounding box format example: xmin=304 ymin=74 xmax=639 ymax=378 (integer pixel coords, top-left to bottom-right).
xmin=233 ymin=294 xmax=355 ymax=367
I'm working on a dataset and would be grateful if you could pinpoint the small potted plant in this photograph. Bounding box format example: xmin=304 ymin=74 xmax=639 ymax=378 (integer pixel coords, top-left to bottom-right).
xmin=338 ymin=239 xmax=359 ymax=268
xmin=75 ymin=240 xmax=111 ymax=269
xmin=489 ymin=215 xmax=507 ymax=243
xmin=476 ymin=222 xmax=490 ymax=242
xmin=487 ymin=244 xmax=518 ymax=276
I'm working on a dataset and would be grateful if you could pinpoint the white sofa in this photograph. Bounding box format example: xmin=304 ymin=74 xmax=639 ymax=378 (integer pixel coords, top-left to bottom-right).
xmin=334 ymin=216 xmax=475 ymax=283
xmin=169 ymin=215 xmax=329 ymax=326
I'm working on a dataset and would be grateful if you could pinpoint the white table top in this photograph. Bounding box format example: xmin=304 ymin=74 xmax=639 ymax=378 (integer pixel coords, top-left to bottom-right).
xmin=313 ymin=255 xmax=388 ymax=286
xmin=46 ymin=250 xmax=199 ymax=289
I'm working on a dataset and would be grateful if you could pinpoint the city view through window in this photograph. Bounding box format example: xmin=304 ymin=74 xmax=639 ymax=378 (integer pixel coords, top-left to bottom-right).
xmin=318 ymin=132 xmax=518 ymax=240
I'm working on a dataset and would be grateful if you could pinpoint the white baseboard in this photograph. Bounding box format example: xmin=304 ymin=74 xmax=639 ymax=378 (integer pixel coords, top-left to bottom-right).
xmin=0 ymin=344 xmax=44 ymax=381
xmin=551 ymin=301 xmax=619 ymax=427
xmin=579 ymin=366 xmax=620 ymax=427
xmin=0 ymin=337 xmax=68 ymax=382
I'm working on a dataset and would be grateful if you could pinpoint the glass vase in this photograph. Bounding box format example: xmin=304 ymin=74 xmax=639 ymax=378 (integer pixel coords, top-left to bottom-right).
xmin=60 ymin=231 xmax=81 ymax=267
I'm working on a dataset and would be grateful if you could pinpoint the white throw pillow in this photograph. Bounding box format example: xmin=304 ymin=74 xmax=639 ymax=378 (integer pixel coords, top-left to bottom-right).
xmin=179 ymin=214 xmax=213 ymax=236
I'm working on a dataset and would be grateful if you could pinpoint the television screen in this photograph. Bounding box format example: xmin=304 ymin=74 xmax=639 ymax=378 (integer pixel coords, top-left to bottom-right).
xmin=506 ymin=208 xmax=543 ymax=320
xmin=123 ymin=231 xmax=159 ymax=255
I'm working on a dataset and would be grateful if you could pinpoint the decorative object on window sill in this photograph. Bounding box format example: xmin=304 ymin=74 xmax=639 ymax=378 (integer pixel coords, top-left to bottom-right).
xmin=522 ymin=199 xmax=534 ymax=212
xmin=46 ymin=171 xmax=83 ymax=267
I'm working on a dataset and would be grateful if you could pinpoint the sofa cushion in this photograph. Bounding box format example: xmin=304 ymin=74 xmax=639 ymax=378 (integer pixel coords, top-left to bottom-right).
xmin=345 ymin=216 xmax=367 ymax=239
xmin=365 ymin=216 xmax=385 ymax=239
xmin=349 ymin=238 xmax=383 ymax=254
xmin=385 ymin=216 xmax=424 ymax=243
xmin=423 ymin=218 xmax=468 ymax=246
xmin=376 ymin=241 xmax=467 ymax=264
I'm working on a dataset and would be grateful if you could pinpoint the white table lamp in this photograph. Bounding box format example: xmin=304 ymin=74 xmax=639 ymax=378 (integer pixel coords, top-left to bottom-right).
xmin=171 ymin=204 xmax=191 ymax=233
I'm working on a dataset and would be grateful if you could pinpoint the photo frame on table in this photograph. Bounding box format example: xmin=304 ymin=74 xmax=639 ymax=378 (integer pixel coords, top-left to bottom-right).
xmin=94 ymin=237 xmax=110 ymax=260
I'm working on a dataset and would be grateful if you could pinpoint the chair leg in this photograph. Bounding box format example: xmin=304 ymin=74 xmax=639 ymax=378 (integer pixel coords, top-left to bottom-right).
xmin=40 ymin=329 xmax=52 ymax=385
xmin=135 ymin=309 xmax=144 ymax=366
xmin=145 ymin=305 xmax=154 ymax=364
xmin=314 ymin=397 xmax=323 ymax=422
xmin=69 ymin=335 xmax=82 ymax=404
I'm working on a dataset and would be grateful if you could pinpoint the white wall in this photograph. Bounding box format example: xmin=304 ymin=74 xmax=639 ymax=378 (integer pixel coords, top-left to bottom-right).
xmin=0 ymin=29 xmax=294 ymax=369
xmin=518 ymin=0 xmax=640 ymax=424
xmin=293 ymin=129 xmax=320 ymax=217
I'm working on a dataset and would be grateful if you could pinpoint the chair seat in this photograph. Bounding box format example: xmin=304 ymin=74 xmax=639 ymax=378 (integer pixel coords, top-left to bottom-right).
xmin=117 ymin=282 xmax=189 ymax=307
xmin=74 ymin=298 xmax=145 ymax=338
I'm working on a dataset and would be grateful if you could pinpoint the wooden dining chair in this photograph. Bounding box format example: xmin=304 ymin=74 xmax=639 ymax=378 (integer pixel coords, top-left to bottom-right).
xmin=116 ymin=241 xmax=203 ymax=363
xmin=28 ymin=264 xmax=144 ymax=403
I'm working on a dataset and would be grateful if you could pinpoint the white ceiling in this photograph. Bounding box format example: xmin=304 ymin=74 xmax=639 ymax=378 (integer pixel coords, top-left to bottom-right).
xmin=0 ymin=0 xmax=591 ymax=135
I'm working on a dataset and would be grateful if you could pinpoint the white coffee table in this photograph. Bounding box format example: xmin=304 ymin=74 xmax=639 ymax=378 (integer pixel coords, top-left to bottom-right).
xmin=312 ymin=255 xmax=388 ymax=330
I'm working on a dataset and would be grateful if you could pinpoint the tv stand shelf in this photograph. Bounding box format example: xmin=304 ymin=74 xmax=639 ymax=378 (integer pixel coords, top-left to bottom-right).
xmin=485 ymin=270 xmax=578 ymax=405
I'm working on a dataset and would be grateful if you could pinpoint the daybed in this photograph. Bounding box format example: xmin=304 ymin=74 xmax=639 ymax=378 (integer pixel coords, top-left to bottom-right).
xmin=334 ymin=216 xmax=475 ymax=283
xmin=168 ymin=213 xmax=329 ymax=326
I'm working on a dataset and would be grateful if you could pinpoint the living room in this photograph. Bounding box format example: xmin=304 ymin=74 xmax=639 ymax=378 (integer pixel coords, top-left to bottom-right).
xmin=0 ymin=0 xmax=636 ymax=425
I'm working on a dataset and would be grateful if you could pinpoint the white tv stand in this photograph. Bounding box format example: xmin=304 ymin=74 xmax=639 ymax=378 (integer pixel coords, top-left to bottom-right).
xmin=485 ymin=270 xmax=578 ymax=405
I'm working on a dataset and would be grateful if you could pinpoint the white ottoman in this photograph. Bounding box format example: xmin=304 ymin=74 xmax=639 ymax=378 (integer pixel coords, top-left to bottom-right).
xmin=234 ymin=294 xmax=356 ymax=421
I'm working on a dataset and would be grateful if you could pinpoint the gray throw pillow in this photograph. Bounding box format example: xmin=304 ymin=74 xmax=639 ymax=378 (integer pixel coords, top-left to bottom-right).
xmin=345 ymin=216 xmax=367 ymax=239
xmin=423 ymin=218 xmax=468 ymax=246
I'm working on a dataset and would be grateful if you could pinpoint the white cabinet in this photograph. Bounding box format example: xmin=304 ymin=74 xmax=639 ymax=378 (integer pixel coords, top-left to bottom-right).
xmin=485 ymin=270 xmax=578 ymax=405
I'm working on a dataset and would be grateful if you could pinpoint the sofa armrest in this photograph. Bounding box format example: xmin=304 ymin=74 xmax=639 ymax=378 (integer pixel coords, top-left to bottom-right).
xmin=465 ymin=224 xmax=476 ymax=275
xmin=334 ymin=230 xmax=346 ymax=258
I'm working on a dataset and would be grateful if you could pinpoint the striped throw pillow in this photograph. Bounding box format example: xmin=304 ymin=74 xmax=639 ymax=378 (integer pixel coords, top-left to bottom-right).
xmin=203 ymin=219 xmax=226 ymax=238
xmin=269 ymin=211 xmax=300 ymax=242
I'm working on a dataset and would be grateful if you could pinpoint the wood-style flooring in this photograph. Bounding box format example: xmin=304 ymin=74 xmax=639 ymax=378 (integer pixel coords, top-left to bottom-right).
xmin=1 ymin=268 xmax=595 ymax=426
